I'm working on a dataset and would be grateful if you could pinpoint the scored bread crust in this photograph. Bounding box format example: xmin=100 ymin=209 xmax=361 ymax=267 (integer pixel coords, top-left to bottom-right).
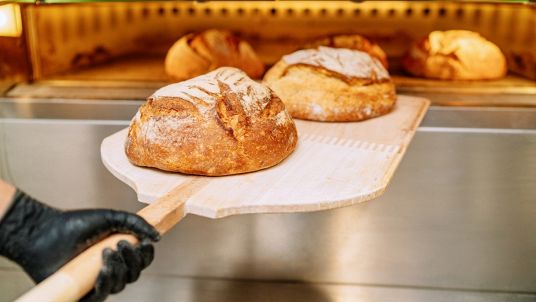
xmin=402 ymin=30 xmax=507 ymax=80
xmin=264 ymin=47 xmax=396 ymax=122
xmin=305 ymin=34 xmax=389 ymax=69
xmin=126 ymin=67 xmax=297 ymax=176
xmin=165 ymin=29 xmax=265 ymax=81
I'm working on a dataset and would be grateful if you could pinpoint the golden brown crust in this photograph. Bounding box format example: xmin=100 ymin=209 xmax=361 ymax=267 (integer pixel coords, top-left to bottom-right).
xmin=165 ymin=29 xmax=265 ymax=81
xmin=306 ymin=34 xmax=389 ymax=69
xmin=402 ymin=30 xmax=507 ymax=80
xmin=264 ymin=47 xmax=396 ymax=122
xmin=126 ymin=67 xmax=297 ymax=176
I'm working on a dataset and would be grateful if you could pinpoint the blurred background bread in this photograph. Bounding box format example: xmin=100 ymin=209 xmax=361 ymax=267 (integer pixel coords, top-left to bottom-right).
xmin=126 ymin=67 xmax=297 ymax=176
xmin=264 ymin=46 xmax=396 ymax=122
xmin=165 ymin=29 xmax=265 ymax=81
xmin=402 ymin=30 xmax=507 ymax=80
xmin=305 ymin=34 xmax=389 ymax=69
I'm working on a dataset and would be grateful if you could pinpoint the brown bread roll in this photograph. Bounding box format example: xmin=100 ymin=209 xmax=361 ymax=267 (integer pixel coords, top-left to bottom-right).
xmin=264 ymin=46 xmax=396 ymax=122
xmin=165 ymin=29 xmax=265 ymax=81
xmin=306 ymin=34 xmax=389 ymax=68
xmin=126 ymin=67 xmax=297 ymax=176
xmin=402 ymin=30 xmax=507 ymax=80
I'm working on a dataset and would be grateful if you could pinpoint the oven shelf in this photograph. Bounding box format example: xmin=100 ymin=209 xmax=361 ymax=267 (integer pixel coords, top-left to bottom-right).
xmin=5 ymin=54 xmax=536 ymax=106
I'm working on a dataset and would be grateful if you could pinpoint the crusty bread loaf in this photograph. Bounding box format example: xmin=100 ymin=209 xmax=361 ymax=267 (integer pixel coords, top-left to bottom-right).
xmin=264 ymin=47 xmax=396 ymax=122
xmin=306 ymin=34 xmax=389 ymax=68
xmin=126 ymin=67 xmax=297 ymax=176
xmin=165 ymin=29 xmax=265 ymax=81
xmin=402 ymin=30 xmax=507 ymax=80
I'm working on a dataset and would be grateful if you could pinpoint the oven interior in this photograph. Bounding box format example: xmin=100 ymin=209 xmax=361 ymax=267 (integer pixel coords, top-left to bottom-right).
xmin=1 ymin=1 xmax=535 ymax=106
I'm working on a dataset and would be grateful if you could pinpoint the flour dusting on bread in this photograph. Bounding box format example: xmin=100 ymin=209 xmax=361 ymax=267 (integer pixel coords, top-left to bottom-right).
xmin=145 ymin=116 xmax=196 ymax=143
xmin=264 ymin=47 xmax=396 ymax=122
xmin=275 ymin=110 xmax=291 ymax=126
xmin=283 ymin=46 xmax=389 ymax=80
xmin=153 ymin=67 xmax=271 ymax=116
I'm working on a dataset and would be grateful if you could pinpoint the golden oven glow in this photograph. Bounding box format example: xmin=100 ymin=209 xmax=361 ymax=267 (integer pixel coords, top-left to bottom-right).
xmin=0 ymin=4 xmax=22 ymax=37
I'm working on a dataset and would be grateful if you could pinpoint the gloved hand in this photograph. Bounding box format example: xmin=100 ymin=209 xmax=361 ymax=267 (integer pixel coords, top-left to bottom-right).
xmin=0 ymin=189 xmax=160 ymax=302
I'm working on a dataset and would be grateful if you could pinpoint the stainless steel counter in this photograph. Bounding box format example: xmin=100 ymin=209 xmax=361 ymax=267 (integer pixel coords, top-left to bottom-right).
xmin=0 ymin=99 xmax=535 ymax=301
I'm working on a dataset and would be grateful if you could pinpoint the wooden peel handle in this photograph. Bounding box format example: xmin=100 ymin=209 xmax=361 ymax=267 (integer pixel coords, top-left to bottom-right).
xmin=14 ymin=233 xmax=142 ymax=302
xmin=15 ymin=184 xmax=191 ymax=302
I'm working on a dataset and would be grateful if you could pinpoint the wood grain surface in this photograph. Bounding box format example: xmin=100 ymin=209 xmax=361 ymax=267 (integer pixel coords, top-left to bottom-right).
xmin=101 ymin=95 xmax=430 ymax=218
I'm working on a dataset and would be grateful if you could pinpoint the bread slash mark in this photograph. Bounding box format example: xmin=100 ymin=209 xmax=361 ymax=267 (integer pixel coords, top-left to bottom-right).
xmin=215 ymin=80 xmax=249 ymax=141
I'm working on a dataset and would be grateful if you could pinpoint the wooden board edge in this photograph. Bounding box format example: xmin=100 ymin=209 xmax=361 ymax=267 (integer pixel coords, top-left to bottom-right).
xmin=379 ymin=96 xmax=429 ymax=193
xmin=100 ymin=129 xmax=142 ymax=197
xmin=203 ymin=185 xmax=388 ymax=219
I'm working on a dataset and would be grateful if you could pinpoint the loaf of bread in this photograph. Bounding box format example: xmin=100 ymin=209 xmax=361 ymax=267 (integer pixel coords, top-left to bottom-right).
xmin=165 ymin=29 xmax=265 ymax=81
xmin=306 ymin=34 xmax=389 ymax=68
xmin=126 ymin=67 xmax=297 ymax=176
xmin=403 ymin=30 xmax=507 ymax=80
xmin=264 ymin=46 xmax=396 ymax=122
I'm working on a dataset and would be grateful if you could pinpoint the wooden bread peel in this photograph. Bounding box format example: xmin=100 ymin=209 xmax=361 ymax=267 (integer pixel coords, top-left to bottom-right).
xmin=16 ymin=95 xmax=429 ymax=302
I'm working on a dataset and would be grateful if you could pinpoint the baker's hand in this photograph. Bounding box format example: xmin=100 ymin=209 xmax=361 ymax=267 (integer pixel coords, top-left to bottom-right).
xmin=0 ymin=189 xmax=160 ymax=302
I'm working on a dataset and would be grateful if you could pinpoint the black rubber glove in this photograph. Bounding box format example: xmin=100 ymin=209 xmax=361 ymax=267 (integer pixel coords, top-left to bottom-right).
xmin=0 ymin=189 xmax=160 ymax=302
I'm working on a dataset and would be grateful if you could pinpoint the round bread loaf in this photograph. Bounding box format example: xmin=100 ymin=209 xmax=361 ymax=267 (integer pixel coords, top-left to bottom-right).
xmin=126 ymin=67 xmax=297 ymax=176
xmin=305 ymin=34 xmax=389 ymax=68
xmin=165 ymin=29 xmax=265 ymax=81
xmin=264 ymin=46 xmax=396 ymax=122
xmin=402 ymin=30 xmax=507 ymax=80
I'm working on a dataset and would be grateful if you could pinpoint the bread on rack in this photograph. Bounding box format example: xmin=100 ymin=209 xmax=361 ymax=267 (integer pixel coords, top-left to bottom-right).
xmin=402 ymin=30 xmax=507 ymax=80
xmin=305 ymin=34 xmax=389 ymax=68
xmin=126 ymin=67 xmax=297 ymax=176
xmin=165 ymin=29 xmax=265 ymax=81
xmin=264 ymin=46 xmax=396 ymax=122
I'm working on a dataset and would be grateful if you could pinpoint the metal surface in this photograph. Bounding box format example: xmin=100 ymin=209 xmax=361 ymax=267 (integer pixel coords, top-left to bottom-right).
xmin=0 ymin=98 xmax=143 ymax=120
xmin=394 ymin=91 xmax=536 ymax=107
xmin=1 ymin=271 xmax=536 ymax=302
xmin=2 ymin=98 xmax=536 ymax=128
xmin=0 ymin=102 xmax=535 ymax=301
xmin=4 ymin=54 xmax=535 ymax=106
xmin=108 ymin=274 xmax=536 ymax=302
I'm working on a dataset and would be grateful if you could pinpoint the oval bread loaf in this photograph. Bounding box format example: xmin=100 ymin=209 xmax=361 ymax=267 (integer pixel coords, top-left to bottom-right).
xmin=306 ymin=34 xmax=389 ymax=68
xmin=402 ymin=30 xmax=507 ymax=80
xmin=165 ymin=29 xmax=265 ymax=81
xmin=126 ymin=67 xmax=298 ymax=176
xmin=264 ymin=46 xmax=396 ymax=122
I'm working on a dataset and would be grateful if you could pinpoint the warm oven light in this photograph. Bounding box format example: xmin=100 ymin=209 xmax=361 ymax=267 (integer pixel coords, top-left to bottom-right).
xmin=0 ymin=4 xmax=22 ymax=37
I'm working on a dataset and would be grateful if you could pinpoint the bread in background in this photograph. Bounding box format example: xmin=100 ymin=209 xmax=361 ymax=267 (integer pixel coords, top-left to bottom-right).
xmin=165 ymin=29 xmax=265 ymax=81
xmin=402 ymin=30 xmax=507 ymax=80
xmin=126 ymin=67 xmax=297 ymax=176
xmin=305 ymin=34 xmax=389 ymax=69
xmin=264 ymin=46 xmax=396 ymax=122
